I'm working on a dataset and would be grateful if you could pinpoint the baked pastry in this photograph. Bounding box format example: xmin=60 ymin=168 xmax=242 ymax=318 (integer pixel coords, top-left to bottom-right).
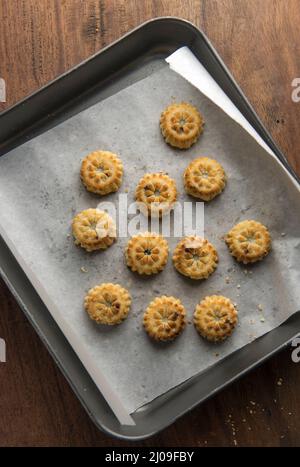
xmin=194 ymin=295 xmax=238 ymax=342
xmin=84 ymin=283 xmax=131 ymax=325
xmin=135 ymin=173 xmax=177 ymax=217
xmin=160 ymin=102 xmax=204 ymax=149
xmin=80 ymin=150 xmax=123 ymax=195
xmin=173 ymin=236 xmax=218 ymax=279
xmin=225 ymin=220 xmax=271 ymax=264
xmin=125 ymin=232 xmax=169 ymax=275
xmin=143 ymin=296 xmax=186 ymax=341
xmin=184 ymin=157 xmax=226 ymax=201
xmin=72 ymin=208 xmax=116 ymax=252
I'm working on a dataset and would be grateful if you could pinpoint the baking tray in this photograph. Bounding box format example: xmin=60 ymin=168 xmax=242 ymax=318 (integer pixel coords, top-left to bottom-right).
xmin=0 ymin=17 xmax=299 ymax=440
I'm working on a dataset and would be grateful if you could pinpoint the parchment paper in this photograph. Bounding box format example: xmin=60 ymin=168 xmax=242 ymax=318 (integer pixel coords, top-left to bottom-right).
xmin=0 ymin=62 xmax=299 ymax=422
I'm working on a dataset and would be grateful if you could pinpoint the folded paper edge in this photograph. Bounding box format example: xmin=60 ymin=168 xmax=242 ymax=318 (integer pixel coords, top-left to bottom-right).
xmin=166 ymin=47 xmax=299 ymax=192
xmin=0 ymin=222 xmax=135 ymax=426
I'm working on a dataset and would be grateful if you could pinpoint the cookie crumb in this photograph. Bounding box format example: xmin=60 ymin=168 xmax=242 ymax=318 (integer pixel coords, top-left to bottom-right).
xmin=277 ymin=377 xmax=283 ymax=386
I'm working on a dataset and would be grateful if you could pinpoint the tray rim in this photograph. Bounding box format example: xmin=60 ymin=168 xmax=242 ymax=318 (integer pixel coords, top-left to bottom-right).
xmin=0 ymin=16 xmax=299 ymax=441
xmin=1 ymin=16 xmax=299 ymax=185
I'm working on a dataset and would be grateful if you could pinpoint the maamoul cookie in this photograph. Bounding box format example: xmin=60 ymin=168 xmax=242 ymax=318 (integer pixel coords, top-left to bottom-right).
xmin=135 ymin=173 xmax=177 ymax=217
xmin=84 ymin=283 xmax=131 ymax=325
xmin=194 ymin=295 xmax=238 ymax=342
xmin=225 ymin=220 xmax=271 ymax=264
xmin=184 ymin=157 xmax=226 ymax=201
xmin=80 ymin=150 xmax=123 ymax=195
xmin=72 ymin=208 xmax=116 ymax=252
xmin=160 ymin=102 xmax=204 ymax=149
xmin=173 ymin=236 xmax=218 ymax=280
xmin=125 ymin=232 xmax=169 ymax=275
xmin=143 ymin=296 xmax=186 ymax=341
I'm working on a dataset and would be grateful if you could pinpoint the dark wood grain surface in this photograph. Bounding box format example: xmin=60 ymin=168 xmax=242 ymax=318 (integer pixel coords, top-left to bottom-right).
xmin=0 ymin=0 xmax=300 ymax=447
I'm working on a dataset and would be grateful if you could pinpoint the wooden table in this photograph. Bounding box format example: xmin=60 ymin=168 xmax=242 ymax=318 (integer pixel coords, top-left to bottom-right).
xmin=0 ymin=0 xmax=299 ymax=447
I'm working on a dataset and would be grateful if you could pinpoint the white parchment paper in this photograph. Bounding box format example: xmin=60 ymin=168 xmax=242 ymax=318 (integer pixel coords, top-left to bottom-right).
xmin=0 ymin=59 xmax=299 ymax=423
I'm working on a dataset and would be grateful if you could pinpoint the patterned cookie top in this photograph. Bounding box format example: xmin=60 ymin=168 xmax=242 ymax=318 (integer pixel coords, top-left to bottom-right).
xmin=80 ymin=150 xmax=123 ymax=195
xmin=173 ymin=236 xmax=218 ymax=280
xmin=72 ymin=208 xmax=116 ymax=252
xmin=225 ymin=220 xmax=271 ymax=264
xmin=125 ymin=232 xmax=169 ymax=275
xmin=143 ymin=295 xmax=186 ymax=341
xmin=184 ymin=157 xmax=226 ymax=201
xmin=135 ymin=173 xmax=177 ymax=217
xmin=84 ymin=283 xmax=131 ymax=325
xmin=194 ymin=295 xmax=238 ymax=342
xmin=160 ymin=102 xmax=204 ymax=149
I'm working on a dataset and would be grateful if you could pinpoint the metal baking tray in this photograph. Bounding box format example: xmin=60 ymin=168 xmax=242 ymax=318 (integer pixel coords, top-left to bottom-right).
xmin=0 ymin=17 xmax=299 ymax=440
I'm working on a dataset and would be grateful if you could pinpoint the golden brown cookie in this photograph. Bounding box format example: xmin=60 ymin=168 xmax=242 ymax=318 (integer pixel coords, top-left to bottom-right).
xmin=225 ymin=220 xmax=271 ymax=264
xmin=173 ymin=236 xmax=218 ymax=280
xmin=84 ymin=283 xmax=131 ymax=325
xmin=160 ymin=102 xmax=204 ymax=149
xmin=80 ymin=150 xmax=123 ymax=195
xmin=135 ymin=173 xmax=177 ymax=217
xmin=184 ymin=157 xmax=226 ymax=201
xmin=125 ymin=232 xmax=169 ymax=275
xmin=143 ymin=296 xmax=186 ymax=341
xmin=72 ymin=208 xmax=116 ymax=252
xmin=194 ymin=295 xmax=238 ymax=342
